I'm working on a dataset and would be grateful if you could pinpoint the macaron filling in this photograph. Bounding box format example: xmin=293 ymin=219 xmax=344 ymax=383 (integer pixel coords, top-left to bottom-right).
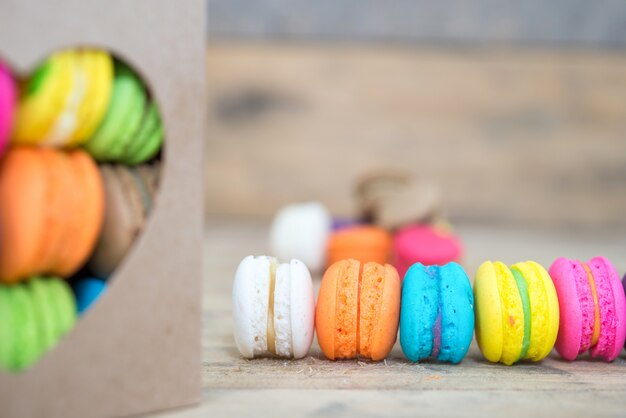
xmin=510 ymin=268 xmax=531 ymax=361
xmin=266 ymin=258 xmax=277 ymax=355
xmin=582 ymin=263 xmax=601 ymax=348
xmin=430 ymin=307 xmax=442 ymax=359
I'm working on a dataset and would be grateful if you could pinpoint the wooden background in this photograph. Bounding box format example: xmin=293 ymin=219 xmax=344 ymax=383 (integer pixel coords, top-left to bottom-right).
xmin=206 ymin=42 xmax=626 ymax=227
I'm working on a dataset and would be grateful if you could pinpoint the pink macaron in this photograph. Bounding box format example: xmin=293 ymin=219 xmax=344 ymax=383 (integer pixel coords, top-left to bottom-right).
xmin=393 ymin=224 xmax=463 ymax=278
xmin=0 ymin=61 xmax=16 ymax=156
xmin=549 ymin=256 xmax=626 ymax=361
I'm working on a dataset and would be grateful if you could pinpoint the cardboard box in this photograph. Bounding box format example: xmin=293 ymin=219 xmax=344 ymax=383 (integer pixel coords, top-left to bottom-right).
xmin=0 ymin=0 xmax=205 ymax=416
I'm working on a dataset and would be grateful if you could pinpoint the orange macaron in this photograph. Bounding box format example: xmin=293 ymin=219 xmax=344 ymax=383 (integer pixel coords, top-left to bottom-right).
xmin=0 ymin=147 xmax=104 ymax=283
xmin=315 ymin=259 xmax=401 ymax=361
xmin=326 ymin=225 xmax=392 ymax=267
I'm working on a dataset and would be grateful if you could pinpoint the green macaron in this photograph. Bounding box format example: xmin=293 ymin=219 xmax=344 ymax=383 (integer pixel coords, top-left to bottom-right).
xmin=28 ymin=278 xmax=57 ymax=352
xmin=121 ymin=101 xmax=164 ymax=166
xmin=46 ymin=278 xmax=77 ymax=338
xmin=84 ymin=62 xmax=146 ymax=161
xmin=8 ymin=285 xmax=40 ymax=371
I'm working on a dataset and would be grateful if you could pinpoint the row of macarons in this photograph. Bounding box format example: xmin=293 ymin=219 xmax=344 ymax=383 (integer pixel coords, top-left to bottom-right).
xmin=270 ymin=201 xmax=463 ymax=278
xmin=232 ymin=255 xmax=626 ymax=365
xmin=0 ymin=146 xmax=159 ymax=284
xmin=0 ymin=49 xmax=163 ymax=163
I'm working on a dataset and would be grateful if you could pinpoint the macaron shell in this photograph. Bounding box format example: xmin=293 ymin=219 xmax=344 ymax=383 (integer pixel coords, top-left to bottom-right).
xmin=494 ymin=261 xmax=525 ymax=365
xmin=316 ymin=259 xmax=360 ymax=360
xmin=84 ymin=62 xmax=146 ymax=161
xmin=273 ymin=262 xmax=293 ymax=357
xmin=9 ymin=285 xmax=40 ymax=371
xmin=41 ymin=51 xmax=88 ymax=147
xmin=56 ymin=150 xmax=104 ymax=276
xmin=400 ymin=263 xmax=439 ymax=361
xmin=232 ymin=255 xmax=272 ymax=358
xmin=0 ymin=148 xmax=47 ymax=282
xmin=74 ymin=277 xmax=107 ymax=314
xmin=88 ymin=166 xmax=135 ymax=277
xmin=332 ymin=259 xmax=359 ymax=359
xmin=588 ymin=257 xmax=626 ymax=361
xmin=37 ymin=149 xmax=73 ymax=273
xmin=367 ymin=263 xmax=400 ymax=361
xmin=122 ymin=101 xmax=163 ymax=165
xmin=288 ymin=259 xmax=315 ymax=359
xmin=28 ymin=278 xmax=57 ymax=351
xmin=70 ymin=51 xmax=114 ymax=145
xmin=358 ymin=262 xmax=387 ymax=359
xmin=327 ymin=226 xmax=391 ymax=267
xmin=0 ymin=62 xmax=16 ymax=154
xmin=438 ymin=262 xmax=474 ymax=364
xmin=474 ymin=261 xmax=504 ymax=363
xmin=549 ymin=258 xmax=587 ymax=360
xmin=47 ymin=278 xmax=77 ymax=338
xmin=269 ymin=202 xmax=331 ymax=273
xmin=512 ymin=261 xmax=560 ymax=361
xmin=0 ymin=286 xmax=14 ymax=369
xmin=13 ymin=52 xmax=74 ymax=144
xmin=393 ymin=225 xmax=463 ymax=278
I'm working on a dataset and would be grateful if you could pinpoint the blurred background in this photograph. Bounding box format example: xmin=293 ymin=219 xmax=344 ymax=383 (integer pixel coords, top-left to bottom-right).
xmin=205 ymin=0 xmax=626 ymax=230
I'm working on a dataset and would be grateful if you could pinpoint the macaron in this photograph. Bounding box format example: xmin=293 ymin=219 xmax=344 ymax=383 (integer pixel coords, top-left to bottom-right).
xmin=326 ymin=225 xmax=392 ymax=267
xmin=88 ymin=163 xmax=160 ymax=277
xmin=356 ymin=171 xmax=441 ymax=230
xmin=269 ymin=202 xmax=331 ymax=273
xmin=393 ymin=224 xmax=463 ymax=278
xmin=0 ymin=147 xmax=104 ymax=283
xmin=0 ymin=277 xmax=76 ymax=372
xmin=316 ymin=259 xmax=401 ymax=361
xmin=12 ymin=49 xmax=113 ymax=148
xmin=232 ymin=256 xmax=315 ymax=359
xmin=0 ymin=61 xmax=16 ymax=156
xmin=549 ymin=257 xmax=626 ymax=361
xmin=474 ymin=260 xmax=559 ymax=365
xmin=400 ymin=262 xmax=474 ymax=364
xmin=83 ymin=61 xmax=163 ymax=165
xmin=73 ymin=278 xmax=107 ymax=314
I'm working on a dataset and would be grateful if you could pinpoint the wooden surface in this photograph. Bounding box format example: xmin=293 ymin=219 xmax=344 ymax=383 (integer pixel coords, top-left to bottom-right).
xmin=153 ymin=218 xmax=626 ymax=417
xmin=205 ymin=42 xmax=626 ymax=227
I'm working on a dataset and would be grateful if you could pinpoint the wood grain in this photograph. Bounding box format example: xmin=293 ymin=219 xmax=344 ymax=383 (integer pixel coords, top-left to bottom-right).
xmin=205 ymin=42 xmax=626 ymax=227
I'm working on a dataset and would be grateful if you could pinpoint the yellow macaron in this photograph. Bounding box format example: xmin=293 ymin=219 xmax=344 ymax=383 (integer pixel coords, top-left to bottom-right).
xmin=474 ymin=260 xmax=559 ymax=365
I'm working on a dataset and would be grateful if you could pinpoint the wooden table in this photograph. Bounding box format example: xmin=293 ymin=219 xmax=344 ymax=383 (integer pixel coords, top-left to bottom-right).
xmin=154 ymin=218 xmax=626 ymax=417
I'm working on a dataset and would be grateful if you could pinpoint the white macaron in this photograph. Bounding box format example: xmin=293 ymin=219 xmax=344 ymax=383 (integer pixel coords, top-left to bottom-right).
xmin=269 ymin=202 xmax=331 ymax=273
xmin=232 ymin=255 xmax=315 ymax=359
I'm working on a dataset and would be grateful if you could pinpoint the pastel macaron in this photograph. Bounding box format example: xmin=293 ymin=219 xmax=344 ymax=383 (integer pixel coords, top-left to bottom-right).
xmin=0 ymin=61 xmax=16 ymax=156
xmin=393 ymin=224 xmax=463 ymax=278
xmin=326 ymin=225 xmax=392 ymax=267
xmin=549 ymin=257 xmax=626 ymax=361
xmin=474 ymin=260 xmax=559 ymax=365
xmin=232 ymin=256 xmax=315 ymax=359
xmin=0 ymin=147 xmax=105 ymax=283
xmin=88 ymin=163 xmax=159 ymax=277
xmin=0 ymin=277 xmax=76 ymax=372
xmin=400 ymin=262 xmax=474 ymax=364
xmin=316 ymin=259 xmax=401 ymax=361
xmin=73 ymin=278 xmax=107 ymax=314
xmin=84 ymin=61 xmax=163 ymax=165
xmin=12 ymin=49 xmax=114 ymax=147
xmin=269 ymin=202 xmax=331 ymax=273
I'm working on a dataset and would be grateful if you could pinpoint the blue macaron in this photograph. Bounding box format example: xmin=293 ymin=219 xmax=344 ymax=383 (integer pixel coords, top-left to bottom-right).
xmin=73 ymin=278 xmax=107 ymax=314
xmin=399 ymin=262 xmax=474 ymax=364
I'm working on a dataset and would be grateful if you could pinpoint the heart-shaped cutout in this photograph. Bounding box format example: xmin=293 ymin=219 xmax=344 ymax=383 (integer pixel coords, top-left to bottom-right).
xmin=0 ymin=47 xmax=164 ymax=372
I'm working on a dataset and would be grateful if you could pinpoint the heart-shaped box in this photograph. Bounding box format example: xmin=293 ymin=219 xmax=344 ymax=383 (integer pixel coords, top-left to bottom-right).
xmin=0 ymin=1 xmax=205 ymax=417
